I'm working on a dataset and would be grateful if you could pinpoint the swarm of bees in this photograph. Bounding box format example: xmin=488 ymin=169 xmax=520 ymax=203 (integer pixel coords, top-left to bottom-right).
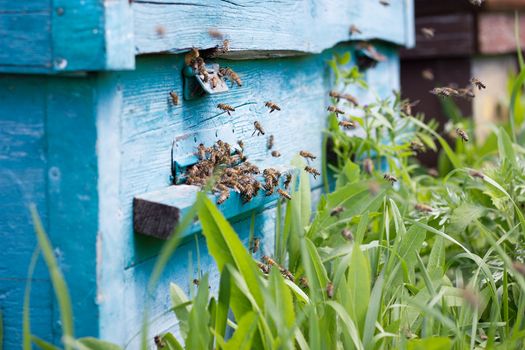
xmin=260 ymin=255 xmax=295 ymax=281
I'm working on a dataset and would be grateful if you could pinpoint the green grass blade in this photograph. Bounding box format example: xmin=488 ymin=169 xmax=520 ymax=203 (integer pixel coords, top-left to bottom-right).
xmin=31 ymin=336 xmax=61 ymax=350
xmin=509 ymin=68 xmax=525 ymax=143
xmin=326 ymin=301 xmax=364 ymax=350
xmin=162 ymin=333 xmax=184 ymax=350
xmin=30 ymin=205 xmax=74 ymax=350
xmin=75 ymin=337 xmax=122 ymax=350
xmin=186 ymin=274 xmax=211 ymax=350
xmin=169 ymin=283 xmax=191 ymax=339
xmin=363 ymin=272 xmax=384 ymax=348
xmin=346 ymin=243 xmax=371 ymax=334
xmin=215 ymin=267 xmax=232 ymax=340
xmin=516 ymin=12 xmax=524 ymax=70
xmin=224 ymin=311 xmax=258 ymax=350
xmin=23 ymin=248 xmax=39 ymax=350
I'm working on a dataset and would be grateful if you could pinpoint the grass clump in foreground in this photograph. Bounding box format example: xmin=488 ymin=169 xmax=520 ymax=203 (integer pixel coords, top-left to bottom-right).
xmin=25 ymin=52 xmax=525 ymax=350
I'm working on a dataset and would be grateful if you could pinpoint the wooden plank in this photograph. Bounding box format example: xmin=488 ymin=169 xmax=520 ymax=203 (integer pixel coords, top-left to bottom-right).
xmin=95 ymin=42 xmax=401 ymax=345
xmin=485 ymin=0 xmax=525 ymax=10
xmin=133 ymin=0 xmax=413 ymax=55
xmin=478 ymin=12 xmax=525 ymax=54
xmin=400 ymin=13 xmax=476 ymax=59
xmin=414 ymin=0 xmax=479 ymax=16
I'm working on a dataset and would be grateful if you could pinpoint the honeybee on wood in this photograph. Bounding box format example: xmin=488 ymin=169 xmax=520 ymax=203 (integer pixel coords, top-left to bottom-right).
xmin=253 ymin=121 xmax=265 ymax=136
xmin=284 ymin=173 xmax=292 ymax=189
xmin=210 ymin=75 xmax=219 ymax=89
xmin=349 ymin=24 xmax=362 ymax=35
xmin=257 ymin=261 xmax=270 ymax=274
xmin=265 ymin=101 xmax=281 ymax=113
xmin=299 ymin=150 xmax=316 ymax=161
xmin=383 ymin=173 xmax=397 ymax=184
xmin=421 ymin=27 xmax=435 ymax=39
xmin=409 ymin=140 xmax=425 ymax=153
xmin=326 ymin=282 xmax=334 ymax=298
xmin=277 ymin=188 xmax=291 ymax=200
xmin=222 ymin=39 xmax=230 ymax=53
xmin=219 ymin=67 xmax=242 ymax=87
xmin=304 ymin=166 xmax=320 ymax=179
xmin=456 ymin=128 xmax=469 ymax=142
xmin=339 ymin=120 xmax=355 ymax=129
xmin=512 ymin=261 xmax=525 ymax=277
xmin=330 ymin=206 xmax=344 ymax=217
xmin=470 ymin=77 xmax=486 ymax=90
xmin=422 ymin=69 xmax=434 ymax=81
xmin=415 ymin=203 xmax=433 ymax=213
xmin=469 ymin=170 xmax=484 ymax=179
xmin=155 ymin=25 xmax=166 ymax=38
xmin=341 ymin=228 xmax=353 ymax=241
xmin=327 ymin=105 xmax=345 ymax=116
xmin=250 ymin=237 xmax=260 ymax=254
xmin=401 ymin=99 xmax=420 ymax=115
xmin=267 ymin=135 xmax=274 ymax=150
xmin=197 ymin=143 xmax=207 ymax=160
xmin=198 ymin=65 xmax=209 ymax=82
xmin=217 ymin=103 xmax=235 ymax=115
xmin=363 ymin=158 xmax=374 ymax=175
xmin=216 ymin=189 xmax=230 ymax=205
xmin=184 ymin=47 xmax=200 ymax=66
xmin=208 ymin=28 xmax=224 ymax=39
xmin=154 ymin=335 xmax=166 ymax=349
xmin=191 ymin=56 xmax=205 ymax=71
xmin=271 ymin=150 xmax=281 ymax=157
xmin=169 ymin=91 xmax=179 ymax=105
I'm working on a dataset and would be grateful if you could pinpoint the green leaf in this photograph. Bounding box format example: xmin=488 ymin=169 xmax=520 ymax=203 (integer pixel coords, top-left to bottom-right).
xmin=336 ymin=52 xmax=351 ymax=65
xmin=497 ymin=127 xmax=518 ymax=168
xmin=325 ymin=302 xmax=364 ymax=350
xmin=450 ymin=203 xmax=485 ymax=233
xmin=76 ymin=337 xmax=122 ymax=350
xmin=224 ymin=311 xmax=258 ymax=350
xmin=427 ymin=236 xmax=445 ymax=281
xmin=407 ymin=337 xmax=452 ymax=350
xmin=215 ymin=267 xmax=231 ymax=340
xmin=162 ymin=333 xmax=184 ymax=350
xmin=32 ymin=336 xmax=61 ymax=350
xmin=169 ymin=283 xmax=191 ymax=339
xmin=345 ymin=244 xmax=371 ymax=334
xmin=23 ymin=248 xmax=39 ymax=350
xmin=509 ymin=68 xmax=525 ymax=142
xmin=335 ymin=160 xmax=360 ymax=188
xmin=268 ymin=269 xmax=295 ymax=331
xmin=363 ymin=272 xmax=384 ymax=348
xmin=30 ymin=206 xmax=74 ymax=350
xmin=186 ymin=274 xmax=210 ymax=350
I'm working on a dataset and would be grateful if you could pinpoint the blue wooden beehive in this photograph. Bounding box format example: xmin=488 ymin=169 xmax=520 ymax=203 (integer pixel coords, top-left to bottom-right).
xmin=0 ymin=0 xmax=414 ymax=347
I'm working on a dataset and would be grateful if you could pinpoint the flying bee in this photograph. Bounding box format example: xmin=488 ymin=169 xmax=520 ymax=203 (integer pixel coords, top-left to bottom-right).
xmin=267 ymin=135 xmax=274 ymax=150
xmin=257 ymin=262 xmax=270 ymax=274
xmin=383 ymin=173 xmax=397 ymax=184
xmin=327 ymin=105 xmax=345 ymax=116
xmin=415 ymin=203 xmax=433 ymax=213
xmin=299 ymin=276 xmax=309 ymax=288
xmin=237 ymin=140 xmax=245 ymax=151
xmin=401 ymin=99 xmax=420 ymax=115
xmin=339 ymin=120 xmax=355 ymax=129
xmin=456 ymin=128 xmax=469 ymax=142
xmin=469 ymin=170 xmax=484 ymax=179
xmin=329 ymin=91 xmax=359 ymax=106
xmin=207 ymin=28 xmax=224 ymax=39
xmin=363 ymin=158 xmax=374 ymax=175
xmin=427 ymin=168 xmax=439 ymax=177
xmin=430 ymin=87 xmax=458 ymax=98
xmin=421 ymin=27 xmax=435 ymax=39
xmin=217 ymin=103 xmax=235 ymax=115
xmin=252 ymin=121 xmax=265 ymax=136
xmin=469 ymin=0 xmax=484 ymax=6
xmin=304 ymin=166 xmax=320 ymax=179
xmin=184 ymin=47 xmax=200 ymax=66
xmin=341 ymin=228 xmax=353 ymax=241
xmin=379 ymin=0 xmax=390 ymax=6
xmin=470 ymin=77 xmax=486 ymax=90
xmin=512 ymin=261 xmax=525 ymax=277
xmin=409 ymin=140 xmax=425 ymax=153
xmin=462 ymin=288 xmax=481 ymax=311
xmin=277 ymin=188 xmax=291 ymax=200
xmin=193 ymin=278 xmax=200 ymax=286
xmin=330 ymin=206 xmax=344 ymax=217
xmin=197 ymin=143 xmax=207 ymax=160
xmin=299 ymin=150 xmax=316 ymax=161
xmin=326 ymin=282 xmax=334 ymax=299
xmin=349 ymin=24 xmax=362 ymax=35
xmin=154 ymin=335 xmax=166 ymax=349
xmin=169 ymin=91 xmax=179 ymax=105
xmin=457 ymin=87 xmax=475 ymax=100
xmin=271 ymin=150 xmax=281 ymax=157
xmin=216 ymin=189 xmax=230 ymax=205
xmin=219 ymin=67 xmax=242 ymax=87
xmin=250 ymin=237 xmax=260 ymax=254
xmin=284 ymin=173 xmax=292 ymax=189
xmin=422 ymin=69 xmax=434 ymax=81
xmin=210 ymin=75 xmax=219 ymax=89
xmin=265 ymin=101 xmax=281 ymax=113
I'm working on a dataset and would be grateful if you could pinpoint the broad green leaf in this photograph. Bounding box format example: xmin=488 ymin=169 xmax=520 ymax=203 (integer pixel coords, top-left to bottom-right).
xmin=345 ymin=244 xmax=371 ymax=334
xmin=76 ymin=337 xmax=122 ymax=350
xmin=302 ymin=238 xmax=329 ymax=301
xmin=32 ymin=336 xmax=61 ymax=350
xmin=407 ymin=337 xmax=451 ymax=350
xmin=169 ymin=283 xmax=191 ymax=339
xmin=326 ymin=301 xmax=364 ymax=350
xmin=335 ymin=160 xmax=360 ymax=188
xmin=215 ymin=268 xmax=231 ymax=340
xmin=30 ymin=206 xmax=74 ymax=350
xmin=268 ymin=269 xmax=295 ymax=330
xmin=186 ymin=274 xmax=210 ymax=350
xmin=224 ymin=311 xmax=258 ymax=350
xmin=450 ymin=203 xmax=485 ymax=233
xmin=162 ymin=333 xmax=184 ymax=350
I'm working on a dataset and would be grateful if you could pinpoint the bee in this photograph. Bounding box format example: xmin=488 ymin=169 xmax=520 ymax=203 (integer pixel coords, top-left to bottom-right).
xmin=326 ymin=282 xmax=334 ymax=299
xmin=383 ymin=173 xmax=397 ymax=184
xmin=208 ymin=28 xmax=224 ymax=39
xmin=267 ymin=135 xmax=274 ymax=150
xmin=329 ymin=91 xmax=359 ymax=106
xmin=193 ymin=278 xmax=200 ymax=286
xmin=253 ymin=121 xmax=265 ymax=136
xmin=421 ymin=27 xmax=435 ymax=39
xmin=210 ymin=75 xmax=219 ymax=89
xmin=421 ymin=69 xmax=434 ymax=81
xmin=169 ymin=91 xmax=179 ymax=105
xmin=304 ymin=166 xmax=320 ymax=179
xmin=222 ymin=39 xmax=230 ymax=52
xmin=341 ymin=228 xmax=353 ymax=241
xmin=469 ymin=0 xmax=484 ymax=6
xmin=198 ymin=65 xmax=209 ymax=82
xmin=257 ymin=261 xmax=270 ymax=274
xmin=280 ymin=268 xmax=295 ymax=282
xmin=155 ymin=25 xmax=166 ymax=38
xmin=379 ymin=0 xmax=390 ymax=6
xmin=339 ymin=120 xmax=355 ymax=129
xmin=401 ymin=99 xmax=420 ymax=115
xmin=427 ymin=168 xmax=439 ymax=177
xmin=330 ymin=206 xmax=344 ymax=217
xmin=415 ymin=203 xmax=433 ymax=213
xmin=327 ymin=105 xmax=345 ymax=116
xmin=265 ymin=101 xmax=281 ymax=113
xmin=262 ymin=255 xmax=277 ymax=267
xmin=237 ymin=140 xmax=245 ymax=151
xmin=184 ymin=47 xmax=200 ymax=66
xmin=197 ymin=143 xmax=207 ymax=160
xmin=271 ymin=150 xmax=281 ymax=157
xmin=470 ymin=77 xmax=486 ymax=90
xmin=456 ymin=128 xmax=469 ymax=142
xmin=368 ymin=181 xmax=380 ymax=195
xmin=216 ymin=189 xmax=230 ymax=205
xmin=457 ymin=87 xmax=475 ymax=100
xmin=462 ymin=288 xmax=481 ymax=311
xmin=349 ymin=24 xmax=362 ymax=35
xmin=277 ymin=188 xmax=291 ymax=200
xmin=219 ymin=67 xmax=242 ymax=87
xmin=299 ymin=276 xmax=309 ymax=289
xmin=154 ymin=335 xmax=166 ymax=349
xmin=363 ymin=158 xmax=374 ymax=175
xmin=469 ymin=170 xmax=484 ymax=179
xmin=250 ymin=237 xmax=260 ymax=254
xmin=299 ymin=150 xmax=316 ymax=161
xmin=409 ymin=140 xmax=425 ymax=153
xmin=512 ymin=261 xmax=525 ymax=277
xmin=217 ymin=103 xmax=235 ymax=115
xmin=283 ymin=173 xmax=292 ymax=189
xmin=430 ymin=87 xmax=458 ymax=98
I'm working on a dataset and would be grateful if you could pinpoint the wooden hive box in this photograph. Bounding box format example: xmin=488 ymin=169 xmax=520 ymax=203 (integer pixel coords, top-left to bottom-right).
xmin=0 ymin=0 xmax=414 ymax=347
